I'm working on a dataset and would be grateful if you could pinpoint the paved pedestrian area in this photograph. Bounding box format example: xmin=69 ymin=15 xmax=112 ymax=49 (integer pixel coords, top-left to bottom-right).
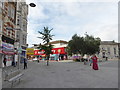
xmin=2 ymin=60 xmax=118 ymax=88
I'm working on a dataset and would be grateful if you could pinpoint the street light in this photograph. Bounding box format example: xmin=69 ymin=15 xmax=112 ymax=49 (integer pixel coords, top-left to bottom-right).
xmin=29 ymin=3 xmax=36 ymax=7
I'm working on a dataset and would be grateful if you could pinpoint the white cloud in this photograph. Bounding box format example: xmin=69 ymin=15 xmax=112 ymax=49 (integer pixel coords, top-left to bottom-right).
xmin=95 ymin=24 xmax=118 ymax=41
xmin=26 ymin=1 xmax=118 ymax=47
xmin=27 ymin=23 xmax=43 ymax=47
xmin=28 ymin=3 xmax=48 ymax=22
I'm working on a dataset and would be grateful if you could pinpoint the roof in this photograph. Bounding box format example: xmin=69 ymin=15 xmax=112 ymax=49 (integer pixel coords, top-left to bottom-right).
xmin=49 ymin=40 xmax=68 ymax=44
xmin=100 ymin=41 xmax=118 ymax=45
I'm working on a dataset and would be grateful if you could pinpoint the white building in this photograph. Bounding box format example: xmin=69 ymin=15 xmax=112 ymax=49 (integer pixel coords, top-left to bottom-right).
xmin=49 ymin=40 xmax=68 ymax=48
xmin=99 ymin=41 xmax=119 ymax=59
xmin=15 ymin=1 xmax=28 ymax=63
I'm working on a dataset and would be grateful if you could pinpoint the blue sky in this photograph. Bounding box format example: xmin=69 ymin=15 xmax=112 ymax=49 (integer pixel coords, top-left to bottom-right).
xmin=26 ymin=0 xmax=118 ymax=47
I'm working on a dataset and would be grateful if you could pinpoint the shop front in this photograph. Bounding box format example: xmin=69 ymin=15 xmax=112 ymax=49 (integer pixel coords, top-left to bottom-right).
xmin=34 ymin=47 xmax=67 ymax=61
xmin=2 ymin=42 xmax=15 ymax=67
xmin=34 ymin=50 xmax=45 ymax=60
xmin=26 ymin=48 xmax=34 ymax=60
xmin=51 ymin=47 xmax=67 ymax=60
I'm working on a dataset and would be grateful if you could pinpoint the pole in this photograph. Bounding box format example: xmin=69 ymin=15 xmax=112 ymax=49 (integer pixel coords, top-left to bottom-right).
xmin=18 ymin=42 xmax=21 ymax=69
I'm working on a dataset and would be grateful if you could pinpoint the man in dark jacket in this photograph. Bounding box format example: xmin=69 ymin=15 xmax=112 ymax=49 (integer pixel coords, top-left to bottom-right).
xmin=3 ymin=57 xmax=7 ymax=67
xmin=24 ymin=57 xmax=27 ymax=69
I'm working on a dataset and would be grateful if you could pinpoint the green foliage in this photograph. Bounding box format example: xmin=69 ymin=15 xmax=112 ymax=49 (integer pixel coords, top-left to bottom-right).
xmin=38 ymin=27 xmax=54 ymax=44
xmin=84 ymin=34 xmax=101 ymax=55
xmin=38 ymin=44 xmax=53 ymax=56
xmin=67 ymin=33 xmax=101 ymax=56
xmin=37 ymin=26 xmax=54 ymax=62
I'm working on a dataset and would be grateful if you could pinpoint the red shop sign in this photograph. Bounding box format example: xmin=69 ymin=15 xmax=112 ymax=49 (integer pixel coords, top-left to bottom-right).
xmin=34 ymin=47 xmax=67 ymax=55
xmin=52 ymin=47 xmax=67 ymax=54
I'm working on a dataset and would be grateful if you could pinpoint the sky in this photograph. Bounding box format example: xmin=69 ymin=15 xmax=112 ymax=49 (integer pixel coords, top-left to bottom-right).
xmin=26 ymin=0 xmax=119 ymax=47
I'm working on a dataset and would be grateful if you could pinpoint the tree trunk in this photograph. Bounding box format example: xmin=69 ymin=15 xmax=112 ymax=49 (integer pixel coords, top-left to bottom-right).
xmin=46 ymin=55 xmax=49 ymax=66
xmin=47 ymin=60 xmax=49 ymax=66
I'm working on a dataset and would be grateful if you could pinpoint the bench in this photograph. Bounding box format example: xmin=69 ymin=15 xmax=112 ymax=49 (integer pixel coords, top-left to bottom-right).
xmin=3 ymin=69 xmax=24 ymax=88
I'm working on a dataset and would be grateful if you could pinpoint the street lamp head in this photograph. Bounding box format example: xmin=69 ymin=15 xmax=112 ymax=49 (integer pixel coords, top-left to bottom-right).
xmin=29 ymin=3 xmax=36 ymax=7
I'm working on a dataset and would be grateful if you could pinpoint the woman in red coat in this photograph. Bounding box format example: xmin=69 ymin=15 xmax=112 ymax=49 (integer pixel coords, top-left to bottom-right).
xmin=91 ymin=55 xmax=99 ymax=70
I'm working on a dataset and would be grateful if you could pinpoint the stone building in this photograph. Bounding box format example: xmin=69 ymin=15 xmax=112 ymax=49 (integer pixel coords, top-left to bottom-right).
xmin=15 ymin=1 xmax=28 ymax=63
xmin=99 ymin=41 xmax=119 ymax=59
xmin=0 ymin=1 xmax=17 ymax=67
xmin=0 ymin=0 xmax=28 ymax=67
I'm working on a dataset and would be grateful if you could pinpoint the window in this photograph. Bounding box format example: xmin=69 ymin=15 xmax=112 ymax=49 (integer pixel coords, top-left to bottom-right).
xmin=17 ymin=34 xmax=19 ymax=38
xmin=107 ymin=47 xmax=110 ymax=55
xmin=0 ymin=1 xmax=2 ymax=14
xmin=11 ymin=7 xmax=15 ymax=19
xmin=107 ymin=47 xmax=110 ymax=52
xmin=60 ymin=43 xmax=64 ymax=45
xmin=0 ymin=20 xmax=2 ymax=34
xmin=17 ymin=19 xmax=20 ymax=26
xmin=0 ymin=1 xmax=2 ymax=8
xmin=114 ymin=48 xmax=116 ymax=55
xmin=8 ymin=5 xmax=11 ymax=17
xmin=2 ymin=2 xmax=5 ymax=9
xmin=0 ymin=8 xmax=1 ymax=14
xmin=8 ymin=4 xmax=15 ymax=19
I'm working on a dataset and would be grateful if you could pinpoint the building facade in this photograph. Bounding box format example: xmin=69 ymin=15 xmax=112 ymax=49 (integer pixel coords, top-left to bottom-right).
xmin=15 ymin=1 xmax=28 ymax=63
xmin=0 ymin=1 xmax=17 ymax=67
xmin=117 ymin=43 xmax=120 ymax=59
xmin=27 ymin=40 xmax=68 ymax=60
xmin=99 ymin=41 xmax=119 ymax=59
xmin=0 ymin=0 xmax=28 ymax=67
xmin=49 ymin=40 xmax=68 ymax=48
xmin=0 ymin=1 xmax=3 ymax=67
xmin=28 ymin=40 xmax=119 ymax=61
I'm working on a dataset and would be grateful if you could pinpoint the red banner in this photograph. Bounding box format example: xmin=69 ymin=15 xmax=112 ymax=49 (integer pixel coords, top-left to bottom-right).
xmin=34 ymin=47 xmax=67 ymax=55
xmin=52 ymin=47 xmax=67 ymax=54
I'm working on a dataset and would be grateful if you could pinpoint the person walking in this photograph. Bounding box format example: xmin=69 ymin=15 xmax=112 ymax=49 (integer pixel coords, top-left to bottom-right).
xmin=12 ymin=60 xmax=15 ymax=67
xmin=89 ymin=55 xmax=93 ymax=66
xmin=3 ymin=57 xmax=7 ymax=67
xmin=24 ymin=57 xmax=27 ymax=69
xmin=91 ymin=54 xmax=99 ymax=70
xmin=83 ymin=54 xmax=88 ymax=65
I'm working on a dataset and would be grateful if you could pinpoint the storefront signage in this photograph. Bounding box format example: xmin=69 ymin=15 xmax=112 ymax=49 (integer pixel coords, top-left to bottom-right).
xmin=2 ymin=42 xmax=14 ymax=51
xmin=2 ymin=42 xmax=14 ymax=54
xmin=52 ymin=47 xmax=67 ymax=54
xmin=34 ymin=47 xmax=67 ymax=55
xmin=26 ymin=48 xmax=34 ymax=55
xmin=34 ymin=50 xmax=45 ymax=55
